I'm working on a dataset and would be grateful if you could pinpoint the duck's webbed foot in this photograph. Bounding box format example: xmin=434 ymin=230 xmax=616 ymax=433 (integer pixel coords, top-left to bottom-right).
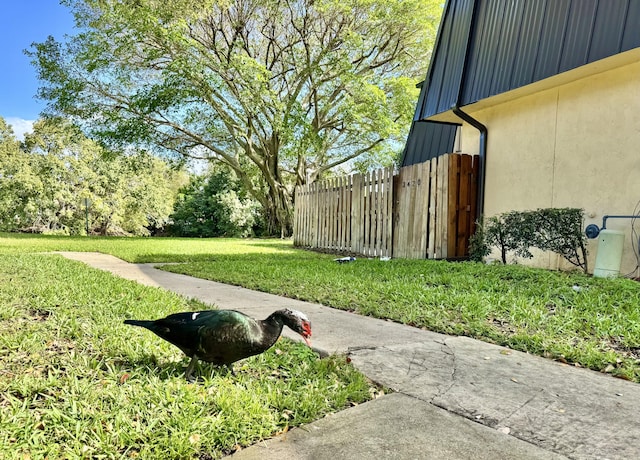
xmin=185 ymin=355 xmax=199 ymax=382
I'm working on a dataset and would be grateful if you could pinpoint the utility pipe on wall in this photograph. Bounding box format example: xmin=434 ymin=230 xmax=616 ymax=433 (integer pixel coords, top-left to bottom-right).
xmin=450 ymin=0 xmax=486 ymax=218
xmin=452 ymin=105 xmax=487 ymax=218
xmin=585 ymin=214 xmax=639 ymax=238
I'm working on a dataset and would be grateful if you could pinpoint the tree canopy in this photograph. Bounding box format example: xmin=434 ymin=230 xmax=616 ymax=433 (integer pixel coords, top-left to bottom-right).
xmin=30 ymin=0 xmax=443 ymax=235
xmin=0 ymin=116 xmax=187 ymax=235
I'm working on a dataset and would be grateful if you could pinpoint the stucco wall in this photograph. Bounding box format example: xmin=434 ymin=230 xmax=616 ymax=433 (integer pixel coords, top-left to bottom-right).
xmin=458 ymin=56 xmax=640 ymax=274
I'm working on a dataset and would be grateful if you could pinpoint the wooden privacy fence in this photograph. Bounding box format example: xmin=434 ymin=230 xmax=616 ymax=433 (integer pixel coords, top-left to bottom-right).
xmin=293 ymin=153 xmax=479 ymax=259
xmin=293 ymin=166 xmax=394 ymax=257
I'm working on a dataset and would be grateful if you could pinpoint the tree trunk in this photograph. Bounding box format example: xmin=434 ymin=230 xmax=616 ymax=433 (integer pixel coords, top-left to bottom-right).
xmin=252 ymin=136 xmax=294 ymax=237
xmin=264 ymin=183 xmax=293 ymax=237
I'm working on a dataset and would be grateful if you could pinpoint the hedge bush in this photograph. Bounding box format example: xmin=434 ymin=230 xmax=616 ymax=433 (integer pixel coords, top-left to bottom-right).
xmin=470 ymin=208 xmax=588 ymax=272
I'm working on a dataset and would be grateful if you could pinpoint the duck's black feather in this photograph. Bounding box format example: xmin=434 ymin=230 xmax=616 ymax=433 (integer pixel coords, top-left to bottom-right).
xmin=124 ymin=308 xmax=311 ymax=380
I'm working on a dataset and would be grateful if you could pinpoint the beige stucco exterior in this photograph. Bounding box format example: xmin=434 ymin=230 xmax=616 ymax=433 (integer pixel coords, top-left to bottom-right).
xmin=444 ymin=48 xmax=640 ymax=274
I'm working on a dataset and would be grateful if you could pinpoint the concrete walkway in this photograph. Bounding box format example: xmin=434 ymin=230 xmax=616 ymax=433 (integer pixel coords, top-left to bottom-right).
xmin=58 ymin=252 xmax=640 ymax=460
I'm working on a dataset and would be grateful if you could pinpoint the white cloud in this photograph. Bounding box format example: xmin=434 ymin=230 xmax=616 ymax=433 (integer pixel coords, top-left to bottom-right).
xmin=5 ymin=117 xmax=35 ymax=141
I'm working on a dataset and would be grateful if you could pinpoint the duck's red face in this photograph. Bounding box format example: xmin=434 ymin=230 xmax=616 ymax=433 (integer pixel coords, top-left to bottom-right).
xmin=300 ymin=320 xmax=312 ymax=347
xmin=285 ymin=309 xmax=312 ymax=347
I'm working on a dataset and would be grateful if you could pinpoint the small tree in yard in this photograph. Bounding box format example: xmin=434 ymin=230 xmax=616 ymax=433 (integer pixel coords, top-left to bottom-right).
xmin=530 ymin=208 xmax=589 ymax=273
xmin=479 ymin=211 xmax=537 ymax=264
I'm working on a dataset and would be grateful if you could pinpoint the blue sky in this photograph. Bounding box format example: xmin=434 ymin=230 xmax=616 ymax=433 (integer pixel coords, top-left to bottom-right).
xmin=0 ymin=1 xmax=76 ymax=138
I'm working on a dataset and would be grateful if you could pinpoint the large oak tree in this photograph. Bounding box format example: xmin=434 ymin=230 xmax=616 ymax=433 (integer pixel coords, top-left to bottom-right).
xmin=31 ymin=0 xmax=441 ymax=235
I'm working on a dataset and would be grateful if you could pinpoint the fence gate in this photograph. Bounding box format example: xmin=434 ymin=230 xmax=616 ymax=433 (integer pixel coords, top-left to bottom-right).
xmin=293 ymin=153 xmax=478 ymax=259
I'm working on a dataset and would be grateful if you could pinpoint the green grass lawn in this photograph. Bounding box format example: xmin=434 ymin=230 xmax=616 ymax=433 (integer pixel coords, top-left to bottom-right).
xmin=0 ymin=233 xmax=290 ymax=262
xmin=2 ymin=234 xmax=640 ymax=457
xmin=4 ymin=233 xmax=638 ymax=382
xmin=158 ymin=247 xmax=640 ymax=382
xmin=0 ymin=246 xmax=374 ymax=459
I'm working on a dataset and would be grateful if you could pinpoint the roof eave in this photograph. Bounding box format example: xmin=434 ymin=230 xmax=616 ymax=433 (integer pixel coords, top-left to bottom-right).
xmin=421 ymin=46 xmax=640 ymax=123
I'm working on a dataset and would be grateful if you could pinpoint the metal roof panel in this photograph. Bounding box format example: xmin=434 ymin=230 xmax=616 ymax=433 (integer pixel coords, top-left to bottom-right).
xmin=589 ymin=0 xmax=629 ymax=61
xmin=415 ymin=0 xmax=640 ymax=121
xmin=621 ymin=0 xmax=640 ymax=52
xmin=558 ymin=0 xmax=598 ymax=73
xmin=418 ymin=0 xmax=475 ymax=118
xmin=401 ymin=121 xmax=458 ymax=167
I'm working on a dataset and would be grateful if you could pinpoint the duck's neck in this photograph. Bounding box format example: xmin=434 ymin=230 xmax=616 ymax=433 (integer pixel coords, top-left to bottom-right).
xmin=260 ymin=312 xmax=286 ymax=348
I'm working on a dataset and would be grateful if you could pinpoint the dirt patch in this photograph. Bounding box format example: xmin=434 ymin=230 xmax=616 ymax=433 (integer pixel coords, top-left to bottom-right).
xmin=488 ymin=318 xmax=516 ymax=335
xmin=28 ymin=309 xmax=53 ymax=321
xmin=609 ymin=336 xmax=640 ymax=361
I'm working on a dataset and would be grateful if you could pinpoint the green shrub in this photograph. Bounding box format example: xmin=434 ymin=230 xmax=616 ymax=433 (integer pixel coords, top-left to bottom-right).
xmin=168 ymin=166 xmax=264 ymax=237
xmin=471 ymin=208 xmax=588 ymax=272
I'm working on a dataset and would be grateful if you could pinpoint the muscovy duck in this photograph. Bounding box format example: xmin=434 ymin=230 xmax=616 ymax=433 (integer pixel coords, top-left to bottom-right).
xmin=124 ymin=308 xmax=312 ymax=381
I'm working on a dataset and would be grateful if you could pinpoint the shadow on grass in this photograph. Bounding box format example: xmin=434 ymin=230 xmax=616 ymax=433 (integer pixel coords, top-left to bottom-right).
xmin=127 ymin=242 xmax=330 ymax=264
xmin=127 ymin=251 xmax=333 ymax=266
xmin=117 ymin=354 xmax=234 ymax=382
xmin=242 ymin=240 xmax=300 ymax=251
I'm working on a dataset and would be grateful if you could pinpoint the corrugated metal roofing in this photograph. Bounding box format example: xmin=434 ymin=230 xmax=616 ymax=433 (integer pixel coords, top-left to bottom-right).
xmin=418 ymin=0 xmax=475 ymax=118
xmin=416 ymin=0 xmax=640 ymax=120
xmin=401 ymin=121 xmax=458 ymax=167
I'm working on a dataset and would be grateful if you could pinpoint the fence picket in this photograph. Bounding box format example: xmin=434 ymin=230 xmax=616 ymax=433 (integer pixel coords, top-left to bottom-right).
xmin=366 ymin=170 xmax=373 ymax=257
xmin=457 ymin=155 xmax=470 ymax=257
xmin=436 ymin=158 xmax=443 ymax=258
xmin=448 ymin=154 xmax=460 ymax=257
xmin=393 ymin=166 xmax=407 ymax=258
xmin=352 ymin=174 xmax=362 ymax=254
xmin=374 ymin=169 xmax=382 ymax=256
xmin=330 ymin=177 xmax=337 ymax=250
xmin=415 ymin=161 xmax=430 ymax=258
xmin=427 ymin=156 xmax=438 ymax=258
xmin=384 ymin=166 xmax=393 ymax=257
